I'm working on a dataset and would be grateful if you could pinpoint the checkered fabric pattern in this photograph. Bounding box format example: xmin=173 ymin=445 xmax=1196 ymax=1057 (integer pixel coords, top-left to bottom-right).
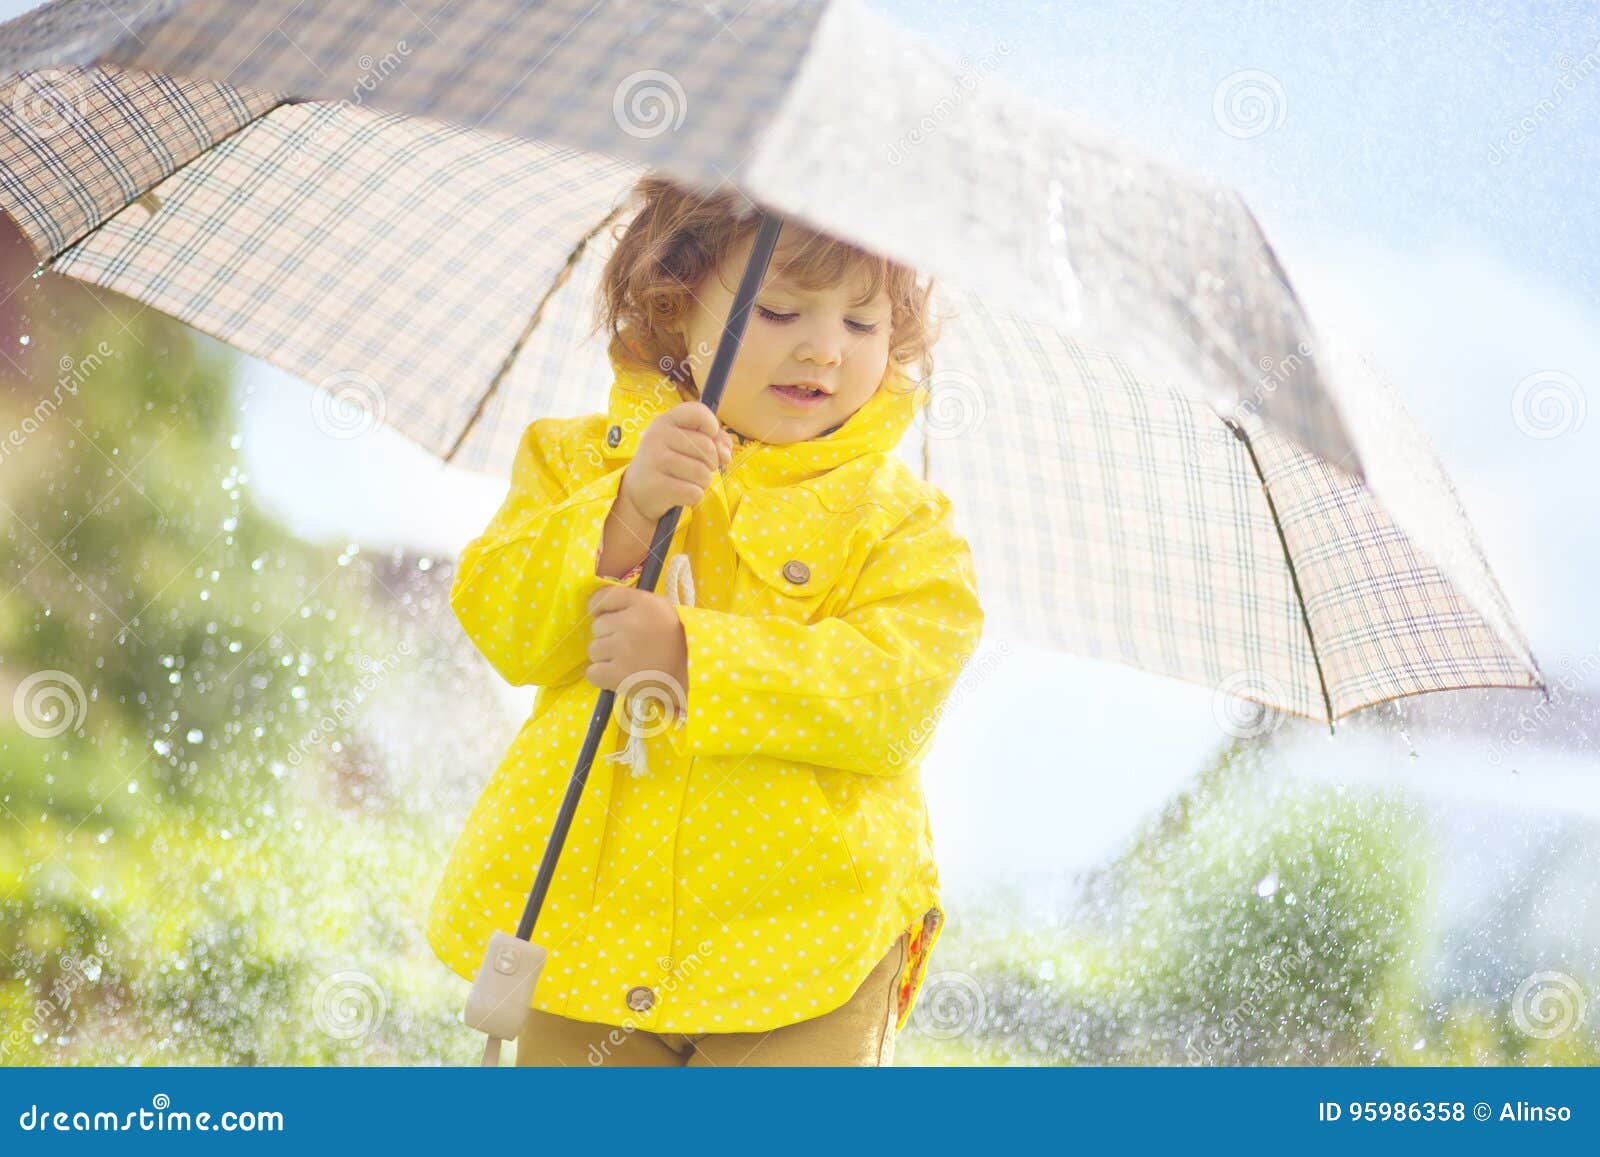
xmin=0 ymin=0 xmax=1544 ymax=722
xmin=918 ymin=286 xmax=1542 ymax=723
xmin=0 ymin=0 xmax=1365 ymax=466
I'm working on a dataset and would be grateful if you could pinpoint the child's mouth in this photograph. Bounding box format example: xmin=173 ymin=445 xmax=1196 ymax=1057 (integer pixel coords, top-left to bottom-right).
xmin=769 ymin=383 xmax=829 ymax=408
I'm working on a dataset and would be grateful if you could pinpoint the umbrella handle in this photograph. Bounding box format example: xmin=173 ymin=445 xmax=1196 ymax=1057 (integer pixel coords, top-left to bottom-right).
xmin=512 ymin=206 xmax=785 ymax=945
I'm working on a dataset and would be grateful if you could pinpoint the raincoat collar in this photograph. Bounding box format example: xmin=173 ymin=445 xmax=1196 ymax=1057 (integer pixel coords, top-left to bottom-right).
xmin=600 ymin=349 xmax=923 ymax=490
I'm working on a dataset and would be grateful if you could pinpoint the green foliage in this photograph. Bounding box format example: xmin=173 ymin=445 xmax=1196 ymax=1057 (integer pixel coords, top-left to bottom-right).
xmin=894 ymin=747 xmax=1599 ymax=1067
xmin=2 ymin=278 xmax=467 ymax=1066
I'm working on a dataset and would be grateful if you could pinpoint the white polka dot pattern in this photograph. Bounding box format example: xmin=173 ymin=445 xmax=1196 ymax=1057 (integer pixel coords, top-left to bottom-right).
xmin=427 ymin=353 xmax=984 ymax=1036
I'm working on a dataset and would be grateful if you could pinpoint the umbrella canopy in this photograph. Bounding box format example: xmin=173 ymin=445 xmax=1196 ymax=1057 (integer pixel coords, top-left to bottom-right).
xmin=1 ymin=0 xmax=1357 ymax=466
xmin=0 ymin=0 xmax=1545 ymax=724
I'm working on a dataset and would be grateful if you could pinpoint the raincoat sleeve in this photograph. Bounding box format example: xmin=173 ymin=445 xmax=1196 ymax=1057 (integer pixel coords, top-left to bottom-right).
xmin=449 ymin=417 xmax=642 ymax=688
xmin=674 ymin=493 xmax=984 ymax=776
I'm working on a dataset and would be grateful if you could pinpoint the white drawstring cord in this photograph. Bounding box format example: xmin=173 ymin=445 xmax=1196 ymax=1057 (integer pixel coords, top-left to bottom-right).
xmin=603 ymin=552 xmax=693 ymax=778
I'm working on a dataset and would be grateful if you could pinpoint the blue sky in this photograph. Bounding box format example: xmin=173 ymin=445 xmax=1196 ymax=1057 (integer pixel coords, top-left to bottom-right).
xmin=877 ymin=0 xmax=1599 ymax=307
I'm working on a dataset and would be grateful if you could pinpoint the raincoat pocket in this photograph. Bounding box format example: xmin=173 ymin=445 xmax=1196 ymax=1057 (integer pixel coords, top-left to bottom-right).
xmin=727 ymin=486 xmax=860 ymax=623
xmin=805 ymin=770 xmax=867 ymax=896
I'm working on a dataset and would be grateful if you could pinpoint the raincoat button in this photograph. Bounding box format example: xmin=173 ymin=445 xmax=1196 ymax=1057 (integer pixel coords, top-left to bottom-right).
xmin=781 ymin=559 xmax=810 ymax=584
xmin=625 ymin=984 xmax=656 ymax=1012
xmin=606 ymin=424 xmax=622 ymax=447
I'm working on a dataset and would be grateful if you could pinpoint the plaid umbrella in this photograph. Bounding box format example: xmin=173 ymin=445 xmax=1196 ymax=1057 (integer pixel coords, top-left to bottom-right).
xmin=0 ymin=0 xmax=1551 ymax=1068
xmin=0 ymin=0 xmax=1544 ymax=725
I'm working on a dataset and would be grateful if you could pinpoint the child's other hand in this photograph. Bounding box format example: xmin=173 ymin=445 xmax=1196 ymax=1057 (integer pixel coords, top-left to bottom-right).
xmin=584 ymin=586 xmax=690 ymax=700
xmin=619 ymin=402 xmax=733 ymax=522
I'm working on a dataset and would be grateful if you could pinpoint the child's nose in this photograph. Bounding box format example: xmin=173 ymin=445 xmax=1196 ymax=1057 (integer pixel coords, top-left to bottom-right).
xmin=795 ymin=333 xmax=845 ymax=366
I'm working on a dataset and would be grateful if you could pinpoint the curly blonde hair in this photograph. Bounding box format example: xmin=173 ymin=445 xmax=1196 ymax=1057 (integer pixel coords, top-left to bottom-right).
xmin=593 ymin=174 xmax=941 ymax=392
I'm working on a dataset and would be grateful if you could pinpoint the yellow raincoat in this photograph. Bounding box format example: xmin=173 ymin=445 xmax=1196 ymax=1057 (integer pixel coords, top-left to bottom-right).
xmin=427 ymin=350 xmax=984 ymax=1035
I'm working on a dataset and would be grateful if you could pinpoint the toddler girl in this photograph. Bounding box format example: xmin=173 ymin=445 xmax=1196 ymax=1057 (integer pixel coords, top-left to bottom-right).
xmin=427 ymin=175 xmax=984 ymax=1066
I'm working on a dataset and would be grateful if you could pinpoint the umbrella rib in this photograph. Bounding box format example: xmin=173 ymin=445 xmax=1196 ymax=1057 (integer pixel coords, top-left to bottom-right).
xmin=1225 ymin=416 xmax=1337 ymax=733
xmin=444 ymin=200 xmax=630 ymax=465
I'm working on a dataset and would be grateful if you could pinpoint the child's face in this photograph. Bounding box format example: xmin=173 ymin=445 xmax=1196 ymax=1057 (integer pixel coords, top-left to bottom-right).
xmin=669 ymin=230 xmax=894 ymax=444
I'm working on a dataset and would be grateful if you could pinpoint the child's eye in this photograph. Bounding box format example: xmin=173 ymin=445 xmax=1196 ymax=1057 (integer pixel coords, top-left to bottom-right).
xmin=756 ymin=304 xmax=879 ymax=335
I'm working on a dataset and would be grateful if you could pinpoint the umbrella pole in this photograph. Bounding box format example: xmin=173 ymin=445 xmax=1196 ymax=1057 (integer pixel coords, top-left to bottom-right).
xmin=463 ymin=207 xmax=786 ymax=1063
